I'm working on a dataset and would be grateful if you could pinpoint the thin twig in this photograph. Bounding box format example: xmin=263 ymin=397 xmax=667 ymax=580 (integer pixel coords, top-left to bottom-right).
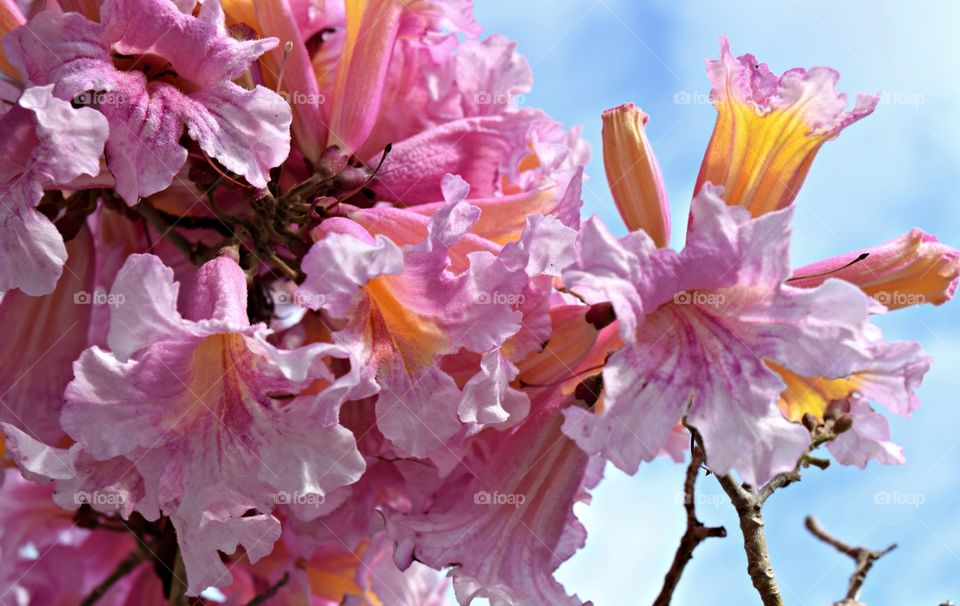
xmin=135 ymin=200 xmax=208 ymax=265
xmin=698 ymin=412 xmax=850 ymax=606
xmin=168 ymin=550 xmax=188 ymax=606
xmin=245 ymin=572 xmax=290 ymax=606
xmin=683 ymin=422 xmax=785 ymax=606
xmin=652 ymin=445 xmax=726 ymax=606
xmin=804 ymin=516 xmax=896 ymax=605
xmin=79 ymin=545 xmax=149 ymax=606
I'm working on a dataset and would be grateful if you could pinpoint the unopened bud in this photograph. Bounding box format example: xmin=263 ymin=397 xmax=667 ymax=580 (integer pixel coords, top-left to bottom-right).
xmin=801 ymin=412 xmax=819 ymax=432
xmin=823 ymin=399 xmax=847 ymax=421
xmin=832 ymin=414 xmax=854 ymax=435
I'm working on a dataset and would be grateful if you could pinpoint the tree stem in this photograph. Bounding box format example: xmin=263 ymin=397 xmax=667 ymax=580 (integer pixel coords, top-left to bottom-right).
xmin=79 ymin=546 xmax=148 ymax=606
xmin=652 ymin=446 xmax=726 ymax=606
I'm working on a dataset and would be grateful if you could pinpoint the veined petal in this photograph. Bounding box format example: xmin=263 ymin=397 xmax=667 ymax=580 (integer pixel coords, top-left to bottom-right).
xmin=0 ymin=226 xmax=95 ymax=444
xmin=826 ymin=400 xmax=905 ymax=467
xmin=772 ymin=339 xmax=929 ymax=422
xmin=0 ymin=0 xmax=25 ymax=80
xmin=327 ymin=0 xmax=404 ymax=153
xmin=695 ymin=37 xmax=878 ymax=217
xmin=788 ymin=228 xmax=960 ymax=310
xmin=385 ymin=400 xmax=589 ymax=606
xmin=373 ymin=112 xmax=539 ymax=204
xmin=601 ymin=103 xmax=670 ymax=246
xmin=252 ymin=0 xmax=328 ymax=161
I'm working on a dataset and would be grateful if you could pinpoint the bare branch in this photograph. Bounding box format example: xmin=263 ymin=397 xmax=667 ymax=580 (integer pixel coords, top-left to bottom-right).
xmin=804 ymin=516 xmax=896 ymax=605
xmin=715 ymin=473 xmax=783 ymax=606
xmin=80 ymin=545 xmax=149 ymax=606
xmin=685 ymin=422 xmax=784 ymax=606
xmin=652 ymin=445 xmax=726 ymax=606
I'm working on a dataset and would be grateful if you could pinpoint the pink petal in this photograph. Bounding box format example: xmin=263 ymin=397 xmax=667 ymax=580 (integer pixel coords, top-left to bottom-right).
xmin=373 ymin=112 xmax=538 ymax=203
xmin=187 ymin=82 xmax=292 ymax=190
xmin=0 ymin=226 xmax=95 ymax=443
xmin=385 ymin=402 xmax=589 ymax=605
xmin=459 ymin=350 xmax=529 ymax=427
xmin=327 ymin=0 xmax=404 ymax=153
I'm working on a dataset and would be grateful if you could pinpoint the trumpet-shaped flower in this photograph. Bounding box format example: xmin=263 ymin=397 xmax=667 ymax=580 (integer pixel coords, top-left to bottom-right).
xmin=562 ymin=185 xmax=901 ymax=485
xmin=788 ymin=228 xmax=960 ymax=310
xmin=300 ymin=174 xmax=575 ymax=458
xmin=4 ymin=0 xmax=292 ymax=203
xmin=4 ymin=253 xmax=370 ymax=595
xmin=695 ymin=37 xmax=878 ymax=217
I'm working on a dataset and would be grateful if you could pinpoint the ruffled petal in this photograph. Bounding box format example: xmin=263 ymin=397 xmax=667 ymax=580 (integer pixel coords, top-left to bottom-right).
xmin=98 ymin=76 xmax=190 ymax=203
xmin=100 ymin=0 xmax=278 ymax=85
xmin=385 ymin=401 xmax=589 ymax=606
xmin=788 ymin=228 xmax=960 ymax=310
xmin=826 ymin=400 xmax=905 ymax=468
xmin=459 ymin=350 xmax=529 ymax=427
xmin=186 ymin=82 xmax=292 ymax=190
xmin=695 ymin=37 xmax=878 ymax=216
xmin=104 ymin=253 xmax=193 ymax=360
xmin=0 ymin=184 xmax=66 ymax=296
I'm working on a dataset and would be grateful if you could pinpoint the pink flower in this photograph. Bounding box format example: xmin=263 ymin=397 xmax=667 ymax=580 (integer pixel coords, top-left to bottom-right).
xmin=4 ymin=0 xmax=292 ymax=203
xmin=696 ymin=37 xmax=878 ymax=217
xmin=382 ymin=303 xmax=617 ymax=605
xmin=300 ymin=174 xmax=575 ymax=458
xmin=5 ymin=253 xmax=371 ymax=595
xmin=0 ymin=84 xmax=108 ymax=295
xmin=562 ymin=185 xmax=890 ymax=485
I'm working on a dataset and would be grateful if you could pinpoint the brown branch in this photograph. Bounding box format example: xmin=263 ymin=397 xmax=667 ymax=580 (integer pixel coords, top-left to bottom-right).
xmin=246 ymin=572 xmax=290 ymax=606
xmin=135 ymin=200 xmax=210 ymax=265
xmin=652 ymin=445 xmax=726 ymax=606
xmin=681 ymin=421 xmax=785 ymax=606
xmin=168 ymin=550 xmax=188 ymax=606
xmin=804 ymin=516 xmax=896 ymax=605
xmin=79 ymin=545 xmax=149 ymax=606
xmin=715 ymin=473 xmax=783 ymax=606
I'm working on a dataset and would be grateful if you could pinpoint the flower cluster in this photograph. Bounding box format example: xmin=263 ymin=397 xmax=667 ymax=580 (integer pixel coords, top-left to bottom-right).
xmin=0 ymin=0 xmax=955 ymax=603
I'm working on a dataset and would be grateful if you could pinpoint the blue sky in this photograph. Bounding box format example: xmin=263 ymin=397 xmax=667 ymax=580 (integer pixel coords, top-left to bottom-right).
xmin=469 ymin=2 xmax=960 ymax=604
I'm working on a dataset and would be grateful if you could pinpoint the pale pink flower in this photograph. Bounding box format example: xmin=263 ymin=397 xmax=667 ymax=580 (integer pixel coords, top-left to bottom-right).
xmin=4 ymin=0 xmax=292 ymax=203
